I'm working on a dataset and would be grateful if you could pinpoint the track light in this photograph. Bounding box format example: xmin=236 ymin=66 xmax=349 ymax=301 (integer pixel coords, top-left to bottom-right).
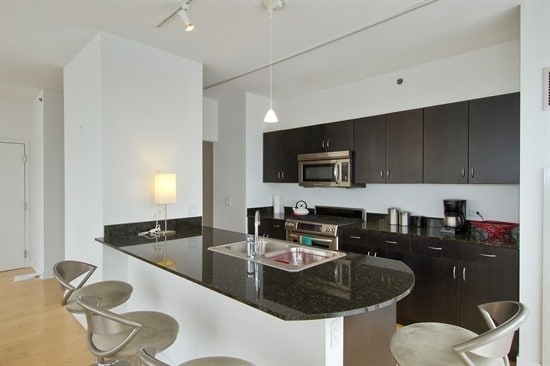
xmin=178 ymin=4 xmax=194 ymax=32
xmin=155 ymin=1 xmax=195 ymax=31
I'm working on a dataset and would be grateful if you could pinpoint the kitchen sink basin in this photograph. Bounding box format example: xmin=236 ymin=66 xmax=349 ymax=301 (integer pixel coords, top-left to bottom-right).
xmin=208 ymin=238 xmax=346 ymax=272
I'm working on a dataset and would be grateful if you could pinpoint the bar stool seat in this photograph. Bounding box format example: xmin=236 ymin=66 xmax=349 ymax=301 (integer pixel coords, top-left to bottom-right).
xmin=53 ymin=260 xmax=133 ymax=313
xmin=390 ymin=322 xmax=497 ymax=366
xmin=78 ymin=296 xmax=179 ymax=366
xmin=138 ymin=347 xmax=255 ymax=366
xmin=390 ymin=301 xmax=528 ymax=366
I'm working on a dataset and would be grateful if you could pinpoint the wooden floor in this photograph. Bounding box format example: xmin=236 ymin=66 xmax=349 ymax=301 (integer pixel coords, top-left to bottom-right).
xmin=0 ymin=268 xmax=94 ymax=365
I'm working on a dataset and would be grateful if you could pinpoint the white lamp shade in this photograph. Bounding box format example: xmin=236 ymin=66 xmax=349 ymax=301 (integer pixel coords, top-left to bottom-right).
xmin=154 ymin=173 xmax=177 ymax=204
xmin=264 ymin=108 xmax=278 ymax=123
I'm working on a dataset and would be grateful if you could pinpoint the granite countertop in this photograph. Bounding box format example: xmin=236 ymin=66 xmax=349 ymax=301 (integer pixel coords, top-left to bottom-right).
xmin=97 ymin=224 xmax=414 ymax=321
xmin=247 ymin=207 xmax=519 ymax=249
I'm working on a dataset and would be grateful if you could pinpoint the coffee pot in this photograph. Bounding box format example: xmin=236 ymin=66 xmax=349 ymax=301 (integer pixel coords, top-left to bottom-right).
xmin=441 ymin=199 xmax=466 ymax=233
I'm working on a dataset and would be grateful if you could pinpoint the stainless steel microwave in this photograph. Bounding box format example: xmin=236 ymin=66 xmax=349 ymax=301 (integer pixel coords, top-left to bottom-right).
xmin=298 ymin=151 xmax=355 ymax=187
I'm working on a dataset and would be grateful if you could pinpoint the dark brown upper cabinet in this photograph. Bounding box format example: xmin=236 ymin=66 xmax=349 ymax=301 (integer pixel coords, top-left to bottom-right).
xmin=263 ymin=129 xmax=302 ymax=183
xmin=302 ymin=120 xmax=354 ymax=153
xmin=354 ymin=109 xmax=423 ymax=183
xmin=385 ymin=109 xmax=424 ymax=183
xmin=423 ymin=101 xmax=469 ymax=184
xmin=354 ymin=115 xmax=386 ymax=183
xmin=468 ymin=92 xmax=519 ymax=184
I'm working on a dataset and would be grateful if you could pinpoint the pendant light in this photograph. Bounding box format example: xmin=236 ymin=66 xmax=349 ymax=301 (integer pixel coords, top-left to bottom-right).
xmin=263 ymin=0 xmax=285 ymax=123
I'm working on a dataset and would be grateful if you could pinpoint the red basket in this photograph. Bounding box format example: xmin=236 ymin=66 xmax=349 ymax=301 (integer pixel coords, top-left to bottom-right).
xmin=470 ymin=220 xmax=518 ymax=240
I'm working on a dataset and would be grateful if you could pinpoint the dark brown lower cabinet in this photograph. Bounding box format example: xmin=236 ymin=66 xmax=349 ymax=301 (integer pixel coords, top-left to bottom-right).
xmin=340 ymin=229 xmax=413 ymax=324
xmin=342 ymin=231 xmax=519 ymax=359
xmin=411 ymin=237 xmax=519 ymax=359
xmin=246 ymin=217 xmax=286 ymax=240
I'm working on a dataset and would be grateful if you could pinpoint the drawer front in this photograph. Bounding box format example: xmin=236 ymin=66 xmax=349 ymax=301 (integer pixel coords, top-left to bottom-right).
xmin=368 ymin=231 xmax=411 ymax=254
xmin=339 ymin=228 xmax=368 ymax=244
xmin=412 ymin=237 xmax=459 ymax=260
xmin=459 ymin=244 xmax=518 ymax=269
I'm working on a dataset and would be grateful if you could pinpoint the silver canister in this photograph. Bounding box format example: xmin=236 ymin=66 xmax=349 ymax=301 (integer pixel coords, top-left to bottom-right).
xmin=399 ymin=211 xmax=410 ymax=226
xmin=388 ymin=208 xmax=399 ymax=225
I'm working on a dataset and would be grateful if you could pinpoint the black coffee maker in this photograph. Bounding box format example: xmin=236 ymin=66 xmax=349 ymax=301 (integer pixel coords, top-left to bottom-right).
xmin=441 ymin=199 xmax=466 ymax=233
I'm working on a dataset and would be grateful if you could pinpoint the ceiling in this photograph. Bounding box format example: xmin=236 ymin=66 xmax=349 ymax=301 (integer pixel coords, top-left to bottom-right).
xmin=0 ymin=0 xmax=520 ymax=102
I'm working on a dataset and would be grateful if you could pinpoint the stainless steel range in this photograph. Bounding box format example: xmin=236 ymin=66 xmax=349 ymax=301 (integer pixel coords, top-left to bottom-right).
xmin=284 ymin=206 xmax=365 ymax=251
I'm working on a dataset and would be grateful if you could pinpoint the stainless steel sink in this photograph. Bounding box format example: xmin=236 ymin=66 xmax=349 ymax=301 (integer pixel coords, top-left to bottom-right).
xmin=208 ymin=238 xmax=346 ymax=272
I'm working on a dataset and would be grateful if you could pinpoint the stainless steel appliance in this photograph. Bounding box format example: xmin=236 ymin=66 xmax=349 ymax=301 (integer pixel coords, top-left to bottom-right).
xmin=285 ymin=206 xmax=365 ymax=250
xmin=298 ymin=151 xmax=361 ymax=188
xmin=441 ymin=199 xmax=466 ymax=233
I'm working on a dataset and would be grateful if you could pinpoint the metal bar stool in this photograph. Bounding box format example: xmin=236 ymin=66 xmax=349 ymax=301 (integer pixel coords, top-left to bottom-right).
xmin=53 ymin=260 xmax=133 ymax=313
xmin=138 ymin=347 xmax=255 ymax=366
xmin=390 ymin=301 xmax=528 ymax=366
xmin=78 ymin=295 xmax=180 ymax=366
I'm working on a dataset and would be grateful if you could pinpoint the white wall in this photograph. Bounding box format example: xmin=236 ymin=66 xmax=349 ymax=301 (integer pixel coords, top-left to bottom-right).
xmin=64 ymin=35 xmax=104 ymax=272
xmin=64 ymin=32 xmax=203 ymax=278
xmin=0 ymin=95 xmax=32 ymax=141
xmin=518 ymin=1 xmax=550 ymax=364
xmin=42 ymin=90 xmax=64 ymax=278
xmin=203 ymin=97 xmax=218 ymax=142
xmin=213 ymin=95 xmax=246 ymax=232
xmin=29 ymin=93 xmax=44 ymax=274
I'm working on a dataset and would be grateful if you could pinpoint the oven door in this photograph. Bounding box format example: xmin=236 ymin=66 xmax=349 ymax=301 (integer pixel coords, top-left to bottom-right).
xmin=286 ymin=231 xmax=338 ymax=251
xmin=299 ymin=159 xmax=350 ymax=187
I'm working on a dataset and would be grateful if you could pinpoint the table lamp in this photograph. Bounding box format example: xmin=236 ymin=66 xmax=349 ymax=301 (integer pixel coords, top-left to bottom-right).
xmin=154 ymin=172 xmax=176 ymax=236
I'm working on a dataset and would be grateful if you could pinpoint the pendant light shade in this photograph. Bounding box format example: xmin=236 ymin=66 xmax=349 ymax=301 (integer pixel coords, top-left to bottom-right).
xmin=264 ymin=108 xmax=278 ymax=123
xmin=263 ymin=0 xmax=285 ymax=123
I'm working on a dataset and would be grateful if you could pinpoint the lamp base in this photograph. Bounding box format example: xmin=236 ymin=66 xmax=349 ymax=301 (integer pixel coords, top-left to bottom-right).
xmin=159 ymin=230 xmax=176 ymax=236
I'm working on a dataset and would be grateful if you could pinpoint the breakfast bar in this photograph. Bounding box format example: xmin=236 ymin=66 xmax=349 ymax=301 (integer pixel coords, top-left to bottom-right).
xmin=97 ymin=223 xmax=414 ymax=365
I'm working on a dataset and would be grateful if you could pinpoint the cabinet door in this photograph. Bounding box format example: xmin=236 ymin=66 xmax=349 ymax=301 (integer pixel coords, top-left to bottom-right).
xmin=385 ymin=109 xmax=423 ymax=183
xmin=263 ymin=131 xmax=283 ymax=182
xmin=246 ymin=217 xmax=286 ymax=240
xmin=280 ymin=128 xmax=302 ymax=182
xmin=468 ymin=93 xmax=519 ymax=184
xmin=302 ymin=125 xmax=325 ymax=153
xmin=411 ymin=253 xmax=460 ymax=324
xmin=423 ymin=101 xmax=469 ymax=183
xmin=354 ymin=115 xmax=386 ymax=183
xmin=323 ymin=120 xmax=354 ymax=152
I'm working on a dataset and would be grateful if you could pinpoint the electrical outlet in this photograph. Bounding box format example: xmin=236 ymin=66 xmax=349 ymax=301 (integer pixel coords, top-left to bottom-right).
xmin=224 ymin=197 xmax=232 ymax=206
xmin=152 ymin=210 xmax=164 ymax=219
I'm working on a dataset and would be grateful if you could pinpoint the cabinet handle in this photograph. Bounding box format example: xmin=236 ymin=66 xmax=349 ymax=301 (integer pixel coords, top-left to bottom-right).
xmin=461 ymin=167 xmax=465 ymax=178
xmin=277 ymin=171 xmax=281 ymax=179
xmin=373 ymin=251 xmax=378 ymax=257
xmin=462 ymin=267 xmax=466 ymax=281
xmin=380 ymin=169 xmax=384 ymax=179
xmin=453 ymin=265 xmax=456 ymax=280
xmin=321 ymin=140 xmax=326 ymax=149
xmin=273 ymin=225 xmax=281 ymax=228
xmin=326 ymin=139 xmax=330 ymax=149
xmin=387 ymin=169 xmax=391 ymax=179
xmin=471 ymin=166 xmax=475 ymax=178
xmin=367 ymin=251 xmax=371 ymax=256
xmin=385 ymin=240 xmax=398 ymax=245
xmin=281 ymin=171 xmax=285 ymax=180
xmin=350 ymin=235 xmax=362 ymax=239
xmin=480 ymin=253 xmax=496 ymax=258
xmin=428 ymin=246 xmax=443 ymax=251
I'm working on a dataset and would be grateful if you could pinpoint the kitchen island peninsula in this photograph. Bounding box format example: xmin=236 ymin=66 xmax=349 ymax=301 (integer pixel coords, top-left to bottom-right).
xmin=97 ymin=222 xmax=414 ymax=366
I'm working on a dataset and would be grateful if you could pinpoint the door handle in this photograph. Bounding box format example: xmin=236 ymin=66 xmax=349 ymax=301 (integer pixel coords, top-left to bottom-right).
xmin=334 ymin=163 xmax=340 ymax=184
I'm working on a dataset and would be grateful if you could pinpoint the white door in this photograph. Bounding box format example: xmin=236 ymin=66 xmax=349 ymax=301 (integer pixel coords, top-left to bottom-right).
xmin=0 ymin=142 xmax=26 ymax=271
